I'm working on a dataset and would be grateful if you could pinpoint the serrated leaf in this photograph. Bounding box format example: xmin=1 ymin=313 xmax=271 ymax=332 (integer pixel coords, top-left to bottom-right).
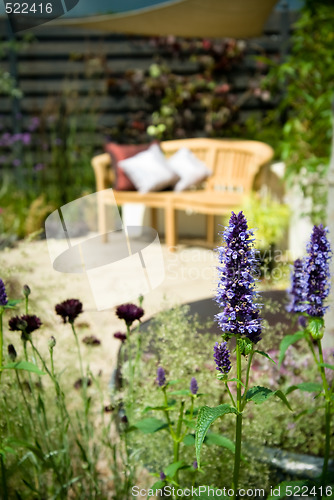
xmin=164 ymin=460 xmax=184 ymax=478
xmin=183 ymin=434 xmax=195 ymax=446
xmin=1 ymin=361 xmax=45 ymax=375
xmin=286 ymin=382 xmax=322 ymax=396
xmin=278 ymin=331 xmax=305 ymax=366
xmin=133 ymin=418 xmax=168 ymax=434
xmin=246 ymin=386 xmax=292 ymax=410
xmin=267 ymin=480 xmax=311 ymax=500
xmin=195 ymin=404 xmax=237 ymax=468
xmin=204 ymin=432 xmax=235 ymax=453
xmin=254 ymin=350 xmax=276 ymax=364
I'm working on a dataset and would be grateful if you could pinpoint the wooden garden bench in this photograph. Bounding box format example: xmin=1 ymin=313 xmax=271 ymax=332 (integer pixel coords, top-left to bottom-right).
xmin=91 ymin=138 xmax=274 ymax=249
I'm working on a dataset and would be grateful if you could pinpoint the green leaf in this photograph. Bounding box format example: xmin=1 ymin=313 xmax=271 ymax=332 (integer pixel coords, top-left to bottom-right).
xmin=278 ymin=331 xmax=305 ymax=366
xmin=6 ymin=299 xmax=22 ymax=307
xmin=1 ymin=361 xmax=45 ymax=375
xmin=246 ymin=386 xmax=292 ymax=410
xmin=195 ymin=404 xmax=237 ymax=468
xmin=133 ymin=418 xmax=168 ymax=434
xmin=204 ymin=432 xmax=235 ymax=453
xmin=254 ymin=350 xmax=276 ymax=364
xmin=307 ymin=317 xmax=324 ymax=340
xmin=227 ymin=378 xmax=246 ymax=388
xmin=167 ymin=379 xmax=182 ymax=386
xmin=183 ymin=434 xmax=195 ymax=446
xmin=286 ymin=382 xmax=322 ymax=396
xmin=147 ymin=480 xmax=166 ymax=500
xmin=169 ymin=389 xmax=191 ymax=396
xmin=319 ymin=362 xmax=334 ymax=370
xmin=267 ymin=480 xmax=311 ymax=500
xmin=164 ymin=460 xmax=184 ymax=478
xmin=192 ymin=487 xmax=228 ymax=498
xmin=143 ymin=405 xmax=175 ymax=413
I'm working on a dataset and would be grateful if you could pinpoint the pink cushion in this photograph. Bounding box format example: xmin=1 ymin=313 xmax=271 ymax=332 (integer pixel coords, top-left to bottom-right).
xmin=105 ymin=142 xmax=156 ymax=191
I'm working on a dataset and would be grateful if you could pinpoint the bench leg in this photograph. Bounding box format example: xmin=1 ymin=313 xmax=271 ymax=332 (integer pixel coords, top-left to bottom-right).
xmin=165 ymin=203 xmax=177 ymax=251
xmin=151 ymin=207 xmax=158 ymax=232
xmin=206 ymin=214 xmax=215 ymax=245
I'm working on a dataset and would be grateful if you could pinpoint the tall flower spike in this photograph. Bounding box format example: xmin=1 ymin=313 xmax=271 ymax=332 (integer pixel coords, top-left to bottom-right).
xmin=213 ymin=341 xmax=231 ymax=375
xmin=304 ymin=225 xmax=331 ymax=317
xmin=190 ymin=377 xmax=198 ymax=395
xmin=287 ymin=258 xmax=306 ymax=314
xmin=215 ymin=211 xmax=262 ymax=344
xmin=0 ymin=279 xmax=8 ymax=306
xmin=156 ymin=366 xmax=166 ymax=387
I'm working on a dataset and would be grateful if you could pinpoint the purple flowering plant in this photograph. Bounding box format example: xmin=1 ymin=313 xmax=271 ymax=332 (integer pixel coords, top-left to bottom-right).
xmin=195 ymin=212 xmax=292 ymax=498
xmin=282 ymin=224 xmax=334 ymax=484
xmin=134 ymin=366 xmax=202 ymax=488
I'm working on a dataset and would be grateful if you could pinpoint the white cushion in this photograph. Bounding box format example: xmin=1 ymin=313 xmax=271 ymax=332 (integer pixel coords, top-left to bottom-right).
xmin=167 ymin=148 xmax=211 ymax=191
xmin=118 ymin=144 xmax=178 ymax=193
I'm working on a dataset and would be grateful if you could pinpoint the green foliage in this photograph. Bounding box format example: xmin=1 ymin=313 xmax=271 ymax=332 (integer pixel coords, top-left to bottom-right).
xmin=195 ymin=404 xmax=237 ymax=467
xmin=263 ymin=4 xmax=334 ymax=223
xmin=240 ymin=193 xmax=290 ymax=250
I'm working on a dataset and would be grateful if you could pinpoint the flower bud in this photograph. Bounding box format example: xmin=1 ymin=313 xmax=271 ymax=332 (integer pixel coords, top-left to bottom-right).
xmin=48 ymin=336 xmax=56 ymax=349
xmin=7 ymin=344 xmax=17 ymax=361
xmin=23 ymin=285 xmax=31 ymax=298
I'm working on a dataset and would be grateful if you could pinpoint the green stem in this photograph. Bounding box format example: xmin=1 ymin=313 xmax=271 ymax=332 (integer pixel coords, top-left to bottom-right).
xmin=241 ymin=350 xmax=253 ymax=410
xmin=317 ymin=339 xmax=331 ymax=484
xmin=163 ymin=387 xmax=176 ymax=439
xmin=71 ymin=323 xmax=84 ymax=381
xmin=0 ymin=454 xmax=8 ymax=500
xmin=174 ymin=400 xmax=185 ymax=485
xmin=233 ymin=340 xmax=243 ymax=500
xmin=25 ymin=296 xmax=28 ymax=315
xmin=225 ymin=381 xmax=236 ymax=408
xmin=0 ymin=311 xmax=3 ymax=383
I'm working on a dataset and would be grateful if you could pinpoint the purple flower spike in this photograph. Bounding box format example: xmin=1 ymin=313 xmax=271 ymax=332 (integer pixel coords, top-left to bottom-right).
xmin=213 ymin=341 xmax=232 ymax=375
xmin=287 ymin=258 xmax=306 ymax=314
xmin=215 ymin=211 xmax=262 ymax=344
xmin=156 ymin=366 xmax=166 ymax=387
xmin=160 ymin=471 xmax=166 ymax=481
xmin=190 ymin=377 xmax=198 ymax=395
xmin=304 ymin=225 xmax=331 ymax=317
xmin=0 ymin=279 xmax=8 ymax=306
xmin=116 ymin=303 xmax=144 ymax=327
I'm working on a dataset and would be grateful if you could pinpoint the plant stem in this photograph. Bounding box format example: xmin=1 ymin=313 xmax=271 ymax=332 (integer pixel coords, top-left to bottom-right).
xmin=162 ymin=387 xmax=176 ymax=439
xmin=0 ymin=312 xmax=3 ymax=383
xmin=241 ymin=349 xmax=253 ymax=410
xmin=174 ymin=400 xmax=185 ymax=486
xmin=233 ymin=340 xmax=243 ymax=500
xmin=225 ymin=381 xmax=236 ymax=408
xmin=317 ymin=339 xmax=331 ymax=484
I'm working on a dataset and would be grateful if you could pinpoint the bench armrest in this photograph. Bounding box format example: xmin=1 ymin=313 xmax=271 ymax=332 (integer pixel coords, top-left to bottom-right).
xmin=91 ymin=153 xmax=115 ymax=191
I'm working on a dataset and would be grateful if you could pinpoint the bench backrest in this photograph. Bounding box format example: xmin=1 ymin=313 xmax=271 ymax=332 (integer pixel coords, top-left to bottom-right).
xmin=161 ymin=138 xmax=274 ymax=193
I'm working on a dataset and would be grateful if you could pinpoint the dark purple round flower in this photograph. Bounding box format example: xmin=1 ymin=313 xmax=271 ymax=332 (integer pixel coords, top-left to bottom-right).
xmin=113 ymin=331 xmax=127 ymax=342
xmin=156 ymin=366 xmax=166 ymax=387
xmin=213 ymin=341 xmax=231 ymax=375
xmin=9 ymin=314 xmax=42 ymax=340
xmin=82 ymin=335 xmax=101 ymax=346
xmin=190 ymin=377 xmax=198 ymax=395
xmin=0 ymin=278 xmax=8 ymax=306
xmin=193 ymin=460 xmax=198 ymax=470
xmin=304 ymin=225 xmax=331 ymax=317
xmin=55 ymin=299 xmax=83 ymax=324
xmin=215 ymin=211 xmax=262 ymax=344
xmin=116 ymin=303 xmax=144 ymax=327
